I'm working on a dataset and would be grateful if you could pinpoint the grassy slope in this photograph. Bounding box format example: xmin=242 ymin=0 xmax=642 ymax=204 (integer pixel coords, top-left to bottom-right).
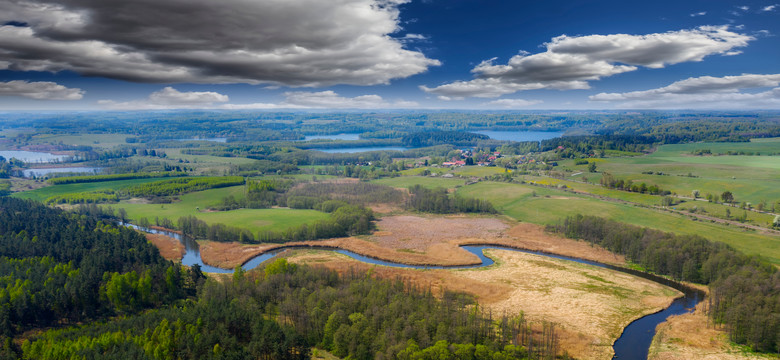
xmin=573 ymin=140 xmax=780 ymax=205
xmin=456 ymin=181 xmax=780 ymax=265
xmin=12 ymin=177 xmax=175 ymax=202
xmin=523 ymin=175 xmax=776 ymax=226
xmin=372 ymin=176 xmax=467 ymax=189
xmin=109 ymin=185 xmax=329 ymax=234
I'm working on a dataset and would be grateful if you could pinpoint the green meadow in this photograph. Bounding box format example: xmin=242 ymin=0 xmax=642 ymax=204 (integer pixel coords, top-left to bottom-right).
xmin=456 ymin=181 xmax=780 ymax=265
xmin=107 ymin=185 xmax=329 ymax=234
xmin=372 ymin=176 xmax=467 ymax=190
xmin=521 ymin=175 xmax=776 ymax=226
xmin=13 ymin=177 xmax=174 ymax=202
xmin=562 ymin=140 xmax=780 ymax=205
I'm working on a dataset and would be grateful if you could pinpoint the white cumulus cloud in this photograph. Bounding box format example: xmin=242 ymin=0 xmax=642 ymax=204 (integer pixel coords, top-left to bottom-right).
xmin=0 ymin=80 xmax=83 ymax=100
xmin=102 ymin=89 xmax=417 ymax=110
xmin=589 ymin=73 xmax=780 ymax=108
xmin=484 ymin=99 xmax=543 ymax=108
xmin=0 ymin=0 xmax=439 ymax=86
xmin=422 ymin=26 xmax=753 ymax=98
xmin=99 ymin=87 xmax=229 ymax=109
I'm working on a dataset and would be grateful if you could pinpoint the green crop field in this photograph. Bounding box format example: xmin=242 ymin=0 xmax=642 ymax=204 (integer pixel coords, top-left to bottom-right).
xmin=561 ymin=141 xmax=780 ymax=205
xmin=451 ymin=166 xmax=509 ymax=177
xmin=13 ymin=177 xmax=175 ymax=202
xmin=456 ymin=181 xmax=780 ymax=265
xmin=521 ymin=175 xmax=776 ymax=226
xmin=106 ymin=185 xmax=329 ymax=234
xmin=163 ymin=148 xmax=260 ymax=165
xmin=372 ymin=176 xmax=466 ymax=189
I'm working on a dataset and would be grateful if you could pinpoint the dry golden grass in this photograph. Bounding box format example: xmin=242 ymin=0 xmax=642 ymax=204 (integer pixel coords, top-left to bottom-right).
xmin=285 ymin=248 xmax=679 ymax=360
xmin=197 ymin=215 xmax=626 ymax=270
xmin=455 ymin=249 xmax=678 ymax=360
xmin=145 ymin=233 xmax=185 ymax=261
xmin=649 ymin=303 xmax=774 ymax=360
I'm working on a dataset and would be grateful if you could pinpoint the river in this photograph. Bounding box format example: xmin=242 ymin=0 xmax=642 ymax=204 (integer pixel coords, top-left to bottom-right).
xmin=124 ymin=222 xmax=702 ymax=360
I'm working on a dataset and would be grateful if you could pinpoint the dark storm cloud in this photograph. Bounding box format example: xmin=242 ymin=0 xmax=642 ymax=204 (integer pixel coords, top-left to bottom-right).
xmin=0 ymin=0 xmax=439 ymax=86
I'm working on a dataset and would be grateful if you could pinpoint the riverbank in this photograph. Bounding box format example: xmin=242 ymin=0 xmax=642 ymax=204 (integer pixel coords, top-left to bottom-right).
xmin=197 ymin=216 xmax=626 ymax=270
xmin=649 ymin=303 xmax=775 ymax=360
xmin=284 ymin=247 xmax=679 ymax=360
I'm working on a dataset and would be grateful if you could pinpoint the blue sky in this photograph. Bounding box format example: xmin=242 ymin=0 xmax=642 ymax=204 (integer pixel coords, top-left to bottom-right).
xmin=0 ymin=0 xmax=778 ymax=110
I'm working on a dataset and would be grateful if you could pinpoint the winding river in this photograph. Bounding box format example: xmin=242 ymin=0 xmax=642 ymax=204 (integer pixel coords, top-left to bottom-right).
xmin=125 ymin=223 xmax=703 ymax=360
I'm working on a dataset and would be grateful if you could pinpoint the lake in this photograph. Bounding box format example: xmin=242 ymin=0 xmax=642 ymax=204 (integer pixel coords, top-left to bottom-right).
xmin=319 ymin=146 xmax=409 ymax=153
xmin=303 ymin=133 xmax=360 ymax=141
xmin=475 ymin=130 xmax=562 ymax=142
xmin=0 ymin=150 xmax=72 ymax=163
xmin=23 ymin=167 xmax=102 ymax=178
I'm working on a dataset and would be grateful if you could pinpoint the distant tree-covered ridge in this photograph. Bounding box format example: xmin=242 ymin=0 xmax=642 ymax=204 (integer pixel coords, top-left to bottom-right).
xmin=402 ymin=131 xmax=489 ymax=147
xmin=549 ymin=215 xmax=780 ymax=353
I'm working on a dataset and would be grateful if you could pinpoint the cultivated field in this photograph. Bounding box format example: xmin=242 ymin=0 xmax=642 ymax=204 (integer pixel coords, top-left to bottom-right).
xmin=13 ymin=177 xmax=175 ymax=202
xmin=456 ymin=181 xmax=780 ymax=265
xmin=113 ymin=186 xmax=330 ymax=233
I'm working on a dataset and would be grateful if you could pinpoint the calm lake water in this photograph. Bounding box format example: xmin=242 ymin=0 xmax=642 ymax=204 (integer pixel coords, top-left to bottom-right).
xmin=319 ymin=146 xmax=409 ymax=153
xmin=475 ymin=130 xmax=562 ymax=142
xmin=303 ymin=133 xmax=360 ymax=141
xmin=0 ymin=150 xmax=71 ymax=163
xmin=23 ymin=167 xmax=102 ymax=178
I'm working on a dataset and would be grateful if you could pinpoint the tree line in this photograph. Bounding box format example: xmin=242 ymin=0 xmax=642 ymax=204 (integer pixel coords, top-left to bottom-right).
xmin=16 ymin=258 xmax=560 ymax=360
xmin=548 ymin=215 xmax=779 ymax=353
xmin=47 ymin=172 xmax=186 ymax=185
xmin=123 ymin=176 xmax=245 ymax=198
xmin=0 ymin=197 xmax=199 ymax=351
xmin=407 ymin=185 xmax=497 ymax=214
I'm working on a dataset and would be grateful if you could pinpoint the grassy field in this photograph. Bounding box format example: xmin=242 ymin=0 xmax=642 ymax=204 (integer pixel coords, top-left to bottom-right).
xmin=162 ymin=148 xmax=259 ymax=165
xmin=522 ymin=175 xmax=776 ymax=227
xmin=108 ymin=185 xmax=329 ymax=234
xmin=30 ymin=133 xmax=132 ymax=149
xmin=12 ymin=177 xmax=174 ymax=202
xmin=561 ymin=140 xmax=780 ymax=205
xmin=456 ymin=181 xmax=780 ymax=265
xmin=372 ymin=176 xmax=466 ymax=189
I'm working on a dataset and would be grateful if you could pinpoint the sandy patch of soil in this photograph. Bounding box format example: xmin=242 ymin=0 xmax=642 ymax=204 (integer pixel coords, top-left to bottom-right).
xmin=145 ymin=233 xmax=185 ymax=261
xmin=126 ymin=197 xmax=152 ymax=204
xmin=649 ymin=303 xmax=766 ymax=360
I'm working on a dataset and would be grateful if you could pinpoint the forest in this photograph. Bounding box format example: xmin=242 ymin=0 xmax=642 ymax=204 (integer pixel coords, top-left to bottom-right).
xmin=549 ymin=215 xmax=780 ymax=352
xmin=0 ymin=197 xmax=563 ymax=360
xmin=0 ymin=197 xmax=198 ymax=344
xmin=407 ymin=185 xmax=497 ymax=214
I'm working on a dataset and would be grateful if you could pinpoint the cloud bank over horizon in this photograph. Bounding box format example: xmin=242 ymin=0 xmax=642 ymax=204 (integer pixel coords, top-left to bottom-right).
xmin=590 ymin=73 xmax=780 ymax=108
xmin=422 ymin=26 xmax=753 ymax=99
